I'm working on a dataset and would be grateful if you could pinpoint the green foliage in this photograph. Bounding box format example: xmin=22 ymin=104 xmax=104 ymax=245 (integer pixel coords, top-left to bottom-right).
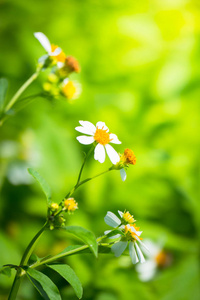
xmin=47 ymin=264 xmax=83 ymax=299
xmin=61 ymin=226 xmax=98 ymax=257
xmin=0 ymin=266 xmax=12 ymax=277
xmin=28 ymin=168 xmax=52 ymax=205
xmin=0 ymin=78 xmax=8 ymax=112
xmin=26 ymin=268 xmax=61 ymax=300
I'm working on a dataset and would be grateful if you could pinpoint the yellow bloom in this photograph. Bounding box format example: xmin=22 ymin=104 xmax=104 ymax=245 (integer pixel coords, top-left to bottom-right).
xmin=61 ymin=79 xmax=81 ymax=100
xmin=64 ymin=198 xmax=78 ymax=212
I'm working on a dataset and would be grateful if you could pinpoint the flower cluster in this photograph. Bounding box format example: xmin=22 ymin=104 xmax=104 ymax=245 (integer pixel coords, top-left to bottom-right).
xmin=104 ymin=210 xmax=148 ymax=264
xmin=34 ymin=32 xmax=81 ymax=100
xmin=48 ymin=198 xmax=78 ymax=229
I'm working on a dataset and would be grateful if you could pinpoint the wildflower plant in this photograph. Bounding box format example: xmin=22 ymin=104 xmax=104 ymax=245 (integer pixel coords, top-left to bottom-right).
xmin=0 ymin=32 xmax=148 ymax=300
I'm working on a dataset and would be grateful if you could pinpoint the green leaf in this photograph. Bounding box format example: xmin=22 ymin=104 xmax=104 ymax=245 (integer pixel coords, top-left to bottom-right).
xmin=26 ymin=268 xmax=61 ymax=300
xmin=28 ymin=168 xmax=52 ymax=205
xmin=0 ymin=266 xmax=12 ymax=277
xmin=61 ymin=226 xmax=98 ymax=257
xmin=47 ymin=264 xmax=83 ymax=299
xmin=0 ymin=78 xmax=8 ymax=112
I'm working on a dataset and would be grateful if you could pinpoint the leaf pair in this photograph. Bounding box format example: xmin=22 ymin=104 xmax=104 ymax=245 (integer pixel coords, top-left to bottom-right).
xmin=26 ymin=264 xmax=82 ymax=299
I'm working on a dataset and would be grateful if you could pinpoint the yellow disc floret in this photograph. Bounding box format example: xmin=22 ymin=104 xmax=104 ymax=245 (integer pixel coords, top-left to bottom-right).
xmin=50 ymin=203 xmax=59 ymax=211
xmin=122 ymin=211 xmax=136 ymax=224
xmin=94 ymin=127 xmax=112 ymax=145
xmin=62 ymin=81 xmax=77 ymax=99
xmin=64 ymin=198 xmax=78 ymax=212
xmin=51 ymin=44 xmax=66 ymax=62
xmin=124 ymin=224 xmax=142 ymax=241
xmin=122 ymin=148 xmax=136 ymax=165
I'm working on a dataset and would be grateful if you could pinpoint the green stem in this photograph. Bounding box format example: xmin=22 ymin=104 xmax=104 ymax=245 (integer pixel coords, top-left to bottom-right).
xmin=8 ymin=222 xmax=48 ymax=300
xmin=4 ymin=70 xmax=41 ymax=113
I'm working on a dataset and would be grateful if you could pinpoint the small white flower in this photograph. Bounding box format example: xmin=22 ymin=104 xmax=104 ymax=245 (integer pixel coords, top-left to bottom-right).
xmin=75 ymin=121 xmax=121 ymax=164
xmin=136 ymin=239 xmax=169 ymax=281
xmin=34 ymin=32 xmax=61 ymax=57
xmin=104 ymin=210 xmax=148 ymax=264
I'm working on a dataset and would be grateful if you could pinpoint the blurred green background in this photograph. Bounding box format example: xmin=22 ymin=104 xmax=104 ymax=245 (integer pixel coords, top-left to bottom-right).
xmin=0 ymin=0 xmax=200 ymax=299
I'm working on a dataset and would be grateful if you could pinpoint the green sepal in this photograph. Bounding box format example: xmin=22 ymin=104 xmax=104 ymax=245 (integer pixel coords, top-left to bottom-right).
xmin=26 ymin=267 xmax=61 ymax=300
xmin=61 ymin=226 xmax=98 ymax=257
xmin=47 ymin=264 xmax=83 ymax=299
xmin=28 ymin=168 xmax=52 ymax=205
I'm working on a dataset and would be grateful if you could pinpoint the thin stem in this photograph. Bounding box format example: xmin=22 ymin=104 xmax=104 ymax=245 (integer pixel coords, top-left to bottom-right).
xmin=76 ymin=146 xmax=94 ymax=185
xmin=4 ymin=70 xmax=41 ymax=113
xmin=8 ymin=222 xmax=48 ymax=300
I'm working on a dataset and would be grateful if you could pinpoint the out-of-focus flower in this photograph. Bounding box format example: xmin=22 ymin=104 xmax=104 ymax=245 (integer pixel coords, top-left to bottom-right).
xmin=113 ymin=148 xmax=136 ymax=181
xmin=34 ymin=32 xmax=66 ymax=66
xmin=136 ymin=239 xmax=172 ymax=281
xmin=63 ymin=198 xmax=78 ymax=212
xmin=75 ymin=121 xmax=121 ymax=164
xmin=61 ymin=78 xmax=81 ymax=100
xmin=58 ymin=56 xmax=81 ymax=78
xmin=104 ymin=210 xmax=148 ymax=264
xmin=50 ymin=203 xmax=59 ymax=212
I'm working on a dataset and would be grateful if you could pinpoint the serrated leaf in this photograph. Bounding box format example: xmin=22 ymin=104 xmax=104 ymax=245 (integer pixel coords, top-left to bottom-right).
xmin=47 ymin=264 xmax=83 ymax=299
xmin=0 ymin=78 xmax=8 ymax=112
xmin=61 ymin=226 xmax=98 ymax=257
xmin=28 ymin=168 xmax=52 ymax=205
xmin=0 ymin=266 xmax=12 ymax=277
xmin=26 ymin=268 xmax=61 ymax=300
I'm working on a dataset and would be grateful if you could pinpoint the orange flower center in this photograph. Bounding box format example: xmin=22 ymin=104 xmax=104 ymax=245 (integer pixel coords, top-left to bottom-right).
xmin=94 ymin=127 xmax=112 ymax=145
xmin=51 ymin=44 xmax=66 ymax=62
xmin=124 ymin=224 xmax=142 ymax=241
xmin=62 ymin=81 xmax=76 ymax=99
xmin=123 ymin=148 xmax=136 ymax=165
xmin=155 ymin=251 xmax=168 ymax=267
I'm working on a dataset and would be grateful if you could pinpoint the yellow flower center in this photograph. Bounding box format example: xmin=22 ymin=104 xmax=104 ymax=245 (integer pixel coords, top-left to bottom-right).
xmin=123 ymin=148 xmax=136 ymax=165
xmin=64 ymin=198 xmax=78 ymax=212
xmin=51 ymin=44 xmax=66 ymax=62
xmin=62 ymin=81 xmax=76 ymax=99
xmin=124 ymin=224 xmax=142 ymax=241
xmin=50 ymin=203 xmax=59 ymax=211
xmin=123 ymin=211 xmax=135 ymax=224
xmin=94 ymin=127 xmax=112 ymax=145
xmin=155 ymin=251 xmax=168 ymax=267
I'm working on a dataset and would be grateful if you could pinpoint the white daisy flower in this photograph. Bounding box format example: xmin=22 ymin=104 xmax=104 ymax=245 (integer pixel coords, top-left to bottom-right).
xmin=136 ymin=239 xmax=171 ymax=281
xmin=104 ymin=210 xmax=148 ymax=264
xmin=75 ymin=121 xmax=121 ymax=164
xmin=34 ymin=32 xmax=65 ymax=66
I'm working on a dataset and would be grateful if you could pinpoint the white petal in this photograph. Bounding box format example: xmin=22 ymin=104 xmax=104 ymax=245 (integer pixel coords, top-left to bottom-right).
xmin=129 ymin=242 xmax=139 ymax=264
xmin=34 ymin=32 xmax=51 ymax=53
xmin=76 ymin=136 xmax=94 ymax=145
xmin=38 ymin=54 xmax=48 ymax=63
xmin=120 ymin=168 xmax=127 ymax=181
xmin=137 ymin=239 xmax=150 ymax=252
xmin=79 ymin=121 xmax=96 ymax=134
xmin=136 ymin=260 xmax=157 ymax=281
xmin=96 ymin=121 xmax=109 ymax=131
xmin=94 ymin=144 xmax=105 ymax=163
xmin=104 ymin=230 xmax=112 ymax=235
xmin=135 ymin=242 xmax=145 ymax=263
xmin=109 ymin=133 xmax=121 ymax=144
xmin=111 ymin=241 xmax=128 ymax=257
xmin=57 ymin=62 xmax=64 ymax=68
xmin=75 ymin=126 xmax=94 ymax=135
xmin=50 ymin=47 xmax=62 ymax=56
xmin=105 ymin=144 xmax=120 ymax=164
xmin=118 ymin=210 xmax=123 ymax=218
xmin=104 ymin=211 xmax=121 ymax=227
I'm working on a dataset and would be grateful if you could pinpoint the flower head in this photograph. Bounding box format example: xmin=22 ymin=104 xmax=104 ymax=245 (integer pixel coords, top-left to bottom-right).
xmin=50 ymin=203 xmax=59 ymax=212
xmin=61 ymin=78 xmax=81 ymax=100
xmin=34 ymin=32 xmax=66 ymax=66
xmin=104 ymin=210 xmax=148 ymax=264
xmin=63 ymin=198 xmax=78 ymax=212
xmin=135 ymin=239 xmax=172 ymax=281
xmin=117 ymin=148 xmax=136 ymax=181
xmin=75 ymin=121 xmax=121 ymax=164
